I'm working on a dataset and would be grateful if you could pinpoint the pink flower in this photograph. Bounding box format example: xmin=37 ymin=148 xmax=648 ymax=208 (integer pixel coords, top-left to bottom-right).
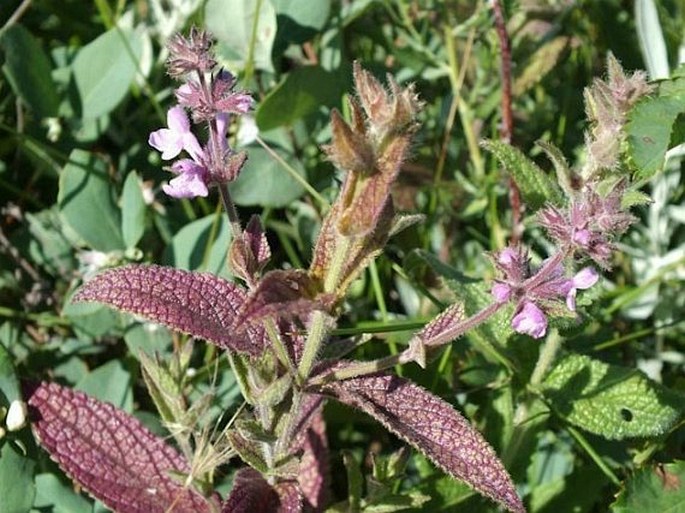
xmin=564 ymin=267 xmax=599 ymax=311
xmin=491 ymin=283 xmax=512 ymax=303
xmin=512 ymin=301 xmax=548 ymax=339
xmin=148 ymin=106 xmax=203 ymax=161
xmin=162 ymin=159 xmax=209 ymax=198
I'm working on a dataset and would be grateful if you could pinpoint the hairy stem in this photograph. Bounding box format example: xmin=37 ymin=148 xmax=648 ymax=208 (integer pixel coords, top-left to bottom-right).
xmin=218 ymin=182 xmax=243 ymax=239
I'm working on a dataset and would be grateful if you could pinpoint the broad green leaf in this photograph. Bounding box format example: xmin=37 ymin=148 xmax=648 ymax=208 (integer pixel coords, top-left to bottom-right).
xmin=230 ymin=145 xmax=306 ymax=207
xmin=0 ymin=24 xmax=59 ymax=117
xmin=120 ymin=171 xmax=146 ymax=249
xmin=0 ymin=442 xmax=36 ymax=513
xmin=610 ymin=461 xmax=685 ymax=513
xmin=482 ymin=140 xmax=563 ymax=210
xmin=72 ymin=26 xmax=143 ymax=119
xmin=256 ymin=66 xmax=341 ymax=130
xmin=272 ymin=0 xmax=332 ymax=47
xmin=626 ymin=73 xmax=685 ymax=179
xmin=58 ymin=149 xmax=125 ymax=251
xmin=205 ymin=0 xmax=276 ymax=72
xmin=0 ymin=344 xmax=20 ymax=406
xmin=162 ymin=213 xmax=232 ymax=277
xmin=541 ymin=353 xmax=684 ymax=439
xmin=75 ymin=360 xmax=133 ymax=412
xmin=61 ymin=301 xmax=122 ymax=339
xmin=34 ymin=473 xmax=92 ymax=513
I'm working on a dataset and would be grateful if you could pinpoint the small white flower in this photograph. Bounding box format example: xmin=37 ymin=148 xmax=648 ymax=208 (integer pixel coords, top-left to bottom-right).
xmin=6 ymin=400 xmax=28 ymax=431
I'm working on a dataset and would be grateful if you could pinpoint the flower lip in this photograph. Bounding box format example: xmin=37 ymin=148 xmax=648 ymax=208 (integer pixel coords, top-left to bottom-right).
xmin=512 ymin=301 xmax=548 ymax=339
xmin=149 ymin=106 xmax=204 ymax=162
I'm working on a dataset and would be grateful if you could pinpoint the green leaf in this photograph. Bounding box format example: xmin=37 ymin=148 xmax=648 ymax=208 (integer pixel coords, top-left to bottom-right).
xmin=0 ymin=344 xmax=20 ymax=407
xmin=272 ymin=0 xmax=332 ymax=48
xmin=72 ymin=26 xmax=143 ymax=119
xmin=75 ymin=360 xmax=133 ymax=412
xmin=0 ymin=442 xmax=36 ymax=513
xmin=25 ymin=209 xmax=77 ymax=277
xmin=230 ymin=145 xmax=305 ymax=207
xmin=541 ymin=353 xmax=684 ymax=439
xmin=123 ymin=322 xmax=171 ymax=357
xmin=256 ymin=65 xmax=341 ymax=130
xmin=120 ymin=171 xmax=146 ymax=249
xmin=611 ymin=461 xmax=685 ymax=513
xmin=0 ymin=24 xmax=59 ymax=117
xmin=34 ymin=473 xmax=93 ymax=513
xmin=61 ymin=300 xmax=122 ymax=339
xmin=162 ymin=213 xmax=232 ymax=277
xmin=482 ymin=140 xmax=563 ymax=210
xmin=205 ymin=0 xmax=276 ymax=72
xmin=58 ymin=149 xmax=125 ymax=251
xmin=626 ymin=74 xmax=685 ymax=179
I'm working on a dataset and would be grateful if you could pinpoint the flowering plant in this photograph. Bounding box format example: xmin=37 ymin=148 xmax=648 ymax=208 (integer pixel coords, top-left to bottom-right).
xmin=2 ymin=4 xmax=684 ymax=513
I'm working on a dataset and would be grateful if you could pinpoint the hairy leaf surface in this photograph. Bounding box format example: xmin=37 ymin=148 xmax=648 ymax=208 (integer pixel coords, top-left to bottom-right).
xmin=316 ymin=371 xmax=524 ymax=513
xmin=221 ymin=468 xmax=303 ymax=513
xmin=28 ymin=382 xmax=216 ymax=513
xmin=74 ymin=264 xmax=265 ymax=355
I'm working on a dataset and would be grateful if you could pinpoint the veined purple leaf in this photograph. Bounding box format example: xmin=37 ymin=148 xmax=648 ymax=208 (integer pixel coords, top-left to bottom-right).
xmin=230 ymin=215 xmax=271 ymax=286
xmin=73 ymin=264 xmax=265 ymax=355
xmin=27 ymin=382 xmax=218 ymax=513
xmin=315 ymin=371 xmax=524 ymax=513
xmin=221 ymin=468 xmax=302 ymax=513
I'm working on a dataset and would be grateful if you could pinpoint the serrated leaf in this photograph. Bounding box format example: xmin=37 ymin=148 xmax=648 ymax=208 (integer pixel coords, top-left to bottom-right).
xmin=541 ymin=353 xmax=684 ymax=439
xmin=256 ymin=66 xmax=341 ymax=130
xmin=0 ymin=24 xmax=59 ymax=117
xmin=610 ymin=461 xmax=685 ymax=513
xmin=626 ymin=74 xmax=685 ymax=179
xmin=0 ymin=441 xmax=36 ymax=513
xmin=58 ymin=149 xmax=125 ymax=251
xmin=221 ymin=468 xmax=302 ymax=513
xmin=73 ymin=264 xmax=266 ymax=355
xmin=72 ymin=26 xmax=143 ymax=119
xmin=482 ymin=140 xmax=563 ymax=210
xmin=121 ymin=171 xmax=146 ymax=249
xmin=206 ymin=0 xmax=276 ymax=72
xmin=27 ymin=382 xmax=217 ymax=513
xmin=316 ymin=371 xmax=524 ymax=513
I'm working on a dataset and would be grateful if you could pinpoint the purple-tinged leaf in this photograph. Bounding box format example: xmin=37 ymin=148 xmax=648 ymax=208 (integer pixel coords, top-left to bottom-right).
xmin=230 ymin=215 xmax=271 ymax=286
xmin=73 ymin=264 xmax=265 ymax=355
xmin=235 ymin=270 xmax=334 ymax=328
xmin=315 ymin=371 xmax=524 ymax=513
xmin=291 ymin=396 xmax=329 ymax=512
xmin=27 ymin=382 xmax=218 ymax=513
xmin=221 ymin=468 xmax=302 ymax=513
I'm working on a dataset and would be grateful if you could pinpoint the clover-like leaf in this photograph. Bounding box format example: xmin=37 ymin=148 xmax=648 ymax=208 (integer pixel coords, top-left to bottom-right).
xmin=221 ymin=468 xmax=302 ymax=513
xmin=27 ymin=381 xmax=217 ymax=513
xmin=73 ymin=264 xmax=266 ymax=355
xmin=315 ymin=371 xmax=524 ymax=513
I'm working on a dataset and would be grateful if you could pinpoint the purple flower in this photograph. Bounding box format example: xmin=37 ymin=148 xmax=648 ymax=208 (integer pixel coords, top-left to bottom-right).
xmin=149 ymin=106 xmax=203 ymax=161
xmin=564 ymin=267 xmax=599 ymax=311
xmin=162 ymin=159 xmax=209 ymax=198
xmin=511 ymin=301 xmax=548 ymax=339
xmin=490 ymin=246 xmax=600 ymax=339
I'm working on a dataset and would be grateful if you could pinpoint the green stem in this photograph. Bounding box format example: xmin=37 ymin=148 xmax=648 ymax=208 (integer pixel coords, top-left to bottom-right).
xmin=217 ymin=182 xmax=243 ymax=239
xmin=568 ymin=425 xmax=621 ymax=485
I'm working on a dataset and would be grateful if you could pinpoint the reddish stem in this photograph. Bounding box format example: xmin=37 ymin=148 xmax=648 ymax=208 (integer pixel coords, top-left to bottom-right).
xmin=491 ymin=0 xmax=523 ymax=244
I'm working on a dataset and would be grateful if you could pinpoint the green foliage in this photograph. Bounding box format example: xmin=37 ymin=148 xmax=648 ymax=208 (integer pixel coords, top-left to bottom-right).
xmin=541 ymin=353 xmax=684 ymax=439
xmin=0 ymin=442 xmax=36 ymax=513
xmin=626 ymin=69 xmax=685 ymax=179
xmin=610 ymin=461 xmax=685 ymax=513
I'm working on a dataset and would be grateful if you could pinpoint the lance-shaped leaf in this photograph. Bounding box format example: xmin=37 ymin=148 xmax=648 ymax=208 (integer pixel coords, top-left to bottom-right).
xmin=314 ymin=371 xmax=524 ymax=513
xmin=230 ymin=215 xmax=271 ymax=286
xmin=73 ymin=264 xmax=265 ymax=355
xmin=221 ymin=468 xmax=303 ymax=513
xmin=27 ymin=381 xmax=217 ymax=513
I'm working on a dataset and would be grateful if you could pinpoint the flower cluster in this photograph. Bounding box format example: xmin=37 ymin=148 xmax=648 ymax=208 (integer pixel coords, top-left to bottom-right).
xmin=491 ymin=247 xmax=599 ymax=338
xmin=148 ymin=29 xmax=252 ymax=198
